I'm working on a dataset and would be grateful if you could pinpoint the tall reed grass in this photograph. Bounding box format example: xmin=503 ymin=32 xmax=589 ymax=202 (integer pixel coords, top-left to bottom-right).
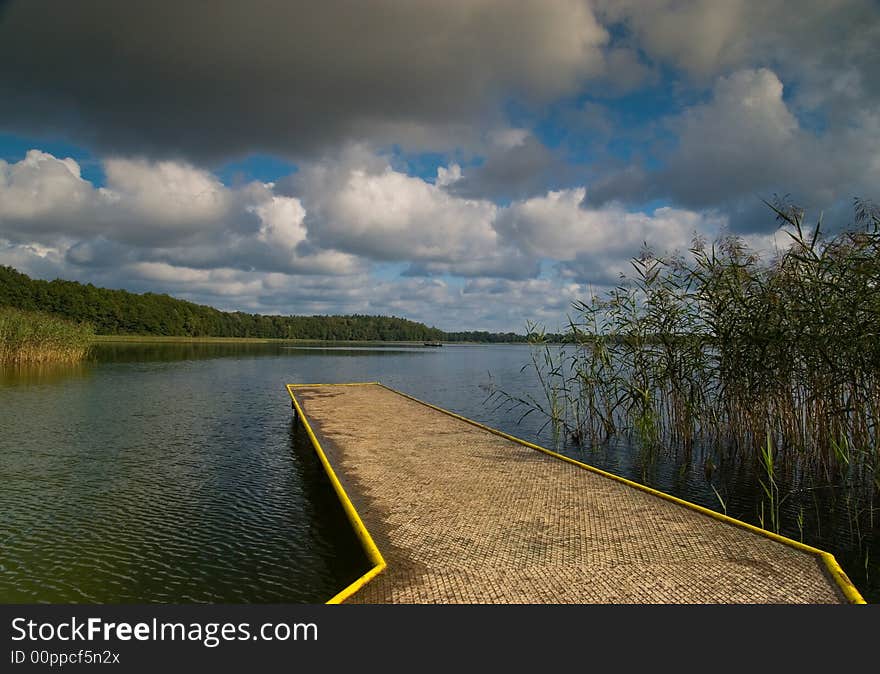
xmin=495 ymin=198 xmax=880 ymax=530
xmin=0 ymin=307 xmax=94 ymax=365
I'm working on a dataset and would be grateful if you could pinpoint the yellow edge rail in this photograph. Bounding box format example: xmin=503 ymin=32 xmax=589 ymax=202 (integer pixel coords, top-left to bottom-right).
xmin=289 ymin=381 xmax=866 ymax=605
xmin=285 ymin=383 xmax=386 ymax=604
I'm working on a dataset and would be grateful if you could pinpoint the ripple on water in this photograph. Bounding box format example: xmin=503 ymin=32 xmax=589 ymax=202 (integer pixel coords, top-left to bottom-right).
xmin=0 ymin=355 xmax=369 ymax=603
xmin=3 ymin=343 xmax=877 ymax=602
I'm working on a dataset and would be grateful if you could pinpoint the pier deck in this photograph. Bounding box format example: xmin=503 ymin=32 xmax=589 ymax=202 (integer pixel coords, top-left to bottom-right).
xmin=287 ymin=383 xmax=862 ymax=604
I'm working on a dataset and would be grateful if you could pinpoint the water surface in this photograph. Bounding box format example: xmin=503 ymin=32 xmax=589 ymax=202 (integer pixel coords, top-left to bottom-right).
xmin=0 ymin=342 xmax=876 ymax=602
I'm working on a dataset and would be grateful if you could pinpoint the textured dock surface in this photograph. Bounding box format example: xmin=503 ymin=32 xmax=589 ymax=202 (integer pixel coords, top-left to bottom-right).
xmin=290 ymin=383 xmax=851 ymax=604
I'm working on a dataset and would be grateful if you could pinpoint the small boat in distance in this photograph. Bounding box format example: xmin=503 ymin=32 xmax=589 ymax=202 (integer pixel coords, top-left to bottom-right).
xmin=423 ymin=341 xmax=443 ymax=347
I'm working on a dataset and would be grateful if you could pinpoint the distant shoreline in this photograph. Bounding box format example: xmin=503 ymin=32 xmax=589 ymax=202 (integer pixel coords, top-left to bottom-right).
xmin=93 ymin=335 xmax=530 ymax=345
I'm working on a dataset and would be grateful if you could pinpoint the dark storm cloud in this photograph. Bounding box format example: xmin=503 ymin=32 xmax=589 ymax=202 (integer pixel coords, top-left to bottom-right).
xmin=448 ymin=135 xmax=579 ymax=202
xmin=0 ymin=0 xmax=607 ymax=163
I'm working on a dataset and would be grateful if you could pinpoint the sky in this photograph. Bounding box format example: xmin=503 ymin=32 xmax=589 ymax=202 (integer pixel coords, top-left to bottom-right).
xmin=1 ymin=1 xmax=878 ymax=332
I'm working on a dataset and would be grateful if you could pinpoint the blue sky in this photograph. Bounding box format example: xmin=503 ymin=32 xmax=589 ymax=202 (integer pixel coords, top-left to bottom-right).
xmin=1 ymin=1 xmax=878 ymax=332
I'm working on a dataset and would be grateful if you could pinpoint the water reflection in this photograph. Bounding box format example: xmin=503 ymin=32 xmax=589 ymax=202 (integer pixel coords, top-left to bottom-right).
xmin=288 ymin=417 xmax=370 ymax=591
xmin=90 ymin=341 xmax=287 ymax=363
xmin=0 ymin=362 xmax=90 ymax=386
xmin=91 ymin=341 xmax=437 ymax=363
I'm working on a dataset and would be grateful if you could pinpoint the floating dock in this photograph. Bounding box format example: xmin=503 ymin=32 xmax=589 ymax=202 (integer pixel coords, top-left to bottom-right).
xmin=287 ymin=382 xmax=864 ymax=604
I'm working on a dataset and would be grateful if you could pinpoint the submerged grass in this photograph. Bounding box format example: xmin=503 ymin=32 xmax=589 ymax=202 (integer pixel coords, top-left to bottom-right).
xmin=0 ymin=307 xmax=94 ymax=365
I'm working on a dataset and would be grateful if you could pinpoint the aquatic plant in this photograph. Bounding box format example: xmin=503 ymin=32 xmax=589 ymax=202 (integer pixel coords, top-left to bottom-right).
xmin=0 ymin=307 xmax=94 ymax=365
xmin=495 ymin=197 xmax=880 ymax=538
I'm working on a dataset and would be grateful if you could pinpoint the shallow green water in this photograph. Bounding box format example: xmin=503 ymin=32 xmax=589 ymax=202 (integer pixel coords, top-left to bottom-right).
xmin=0 ymin=342 xmax=876 ymax=602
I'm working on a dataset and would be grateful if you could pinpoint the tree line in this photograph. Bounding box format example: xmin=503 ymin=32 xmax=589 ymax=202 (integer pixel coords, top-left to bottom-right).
xmin=0 ymin=266 xmax=528 ymax=342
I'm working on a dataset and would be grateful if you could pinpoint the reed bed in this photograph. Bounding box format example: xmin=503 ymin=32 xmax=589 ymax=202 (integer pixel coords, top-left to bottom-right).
xmin=0 ymin=307 xmax=94 ymax=365
xmin=496 ymin=199 xmax=880 ymax=533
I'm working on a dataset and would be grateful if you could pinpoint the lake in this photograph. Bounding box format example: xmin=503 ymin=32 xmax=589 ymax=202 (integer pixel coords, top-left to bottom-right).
xmin=1 ymin=342 xmax=876 ymax=602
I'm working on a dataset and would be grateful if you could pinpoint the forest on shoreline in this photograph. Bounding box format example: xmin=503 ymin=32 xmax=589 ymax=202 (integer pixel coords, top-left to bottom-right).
xmin=0 ymin=266 xmax=531 ymax=343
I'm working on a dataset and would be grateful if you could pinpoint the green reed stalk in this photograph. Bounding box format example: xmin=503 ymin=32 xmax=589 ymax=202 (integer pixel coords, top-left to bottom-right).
xmin=0 ymin=307 xmax=94 ymax=365
xmin=508 ymin=197 xmax=880 ymax=536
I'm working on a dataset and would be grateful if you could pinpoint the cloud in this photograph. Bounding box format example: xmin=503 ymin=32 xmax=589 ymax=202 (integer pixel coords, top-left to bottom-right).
xmin=101 ymin=158 xmax=234 ymax=242
xmin=447 ymin=131 xmax=577 ymax=201
xmin=0 ymin=150 xmax=363 ymax=275
xmin=288 ymin=148 xmax=534 ymax=278
xmin=594 ymin=0 xmax=880 ymax=99
xmin=496 ymin=187 xmax=724 ymax=283
xmin=596 ymin=0 xmax=755 ymax=78
xmin=435 ymin=164 xmax=463 ymax=189
xmin=0 ymin=150 xmax=99 ymax=235
xmin=0 ymin=0 xmax=609 ymax=162
xmin=589 ymin=68 xmax=880 ymax=227
xmin=600 ymin=47 xmax=656 ymax=94
xmin=0 ymin=147 xmax=548 ymax=282
xmin=580 ymin=2 xmax=880 ymax=229
xmin=654 ymin=68 xmax=801 ymax=207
